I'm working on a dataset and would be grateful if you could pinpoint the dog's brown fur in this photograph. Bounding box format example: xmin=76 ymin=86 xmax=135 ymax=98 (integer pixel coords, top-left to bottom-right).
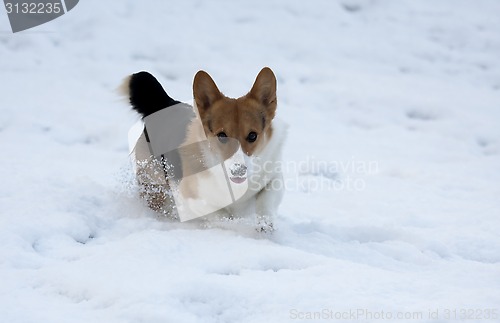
xmin=193 ymin=67 xmax=277 ymax=156
xmin=177 ymin=67 xmax=278 ymax=201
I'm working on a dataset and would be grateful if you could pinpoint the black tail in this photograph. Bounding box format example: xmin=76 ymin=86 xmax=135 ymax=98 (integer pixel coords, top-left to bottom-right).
xmin=126 ymin=71 xmax=180 ymax=118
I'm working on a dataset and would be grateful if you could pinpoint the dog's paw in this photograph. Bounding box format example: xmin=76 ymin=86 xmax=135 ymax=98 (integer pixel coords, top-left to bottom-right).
xmin=256 ymin=216 xmax=274 ymax=234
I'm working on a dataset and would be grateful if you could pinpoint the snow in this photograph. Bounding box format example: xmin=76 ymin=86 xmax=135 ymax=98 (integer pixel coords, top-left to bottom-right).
xmin=1 ymin=0 xmax=500 ymax=322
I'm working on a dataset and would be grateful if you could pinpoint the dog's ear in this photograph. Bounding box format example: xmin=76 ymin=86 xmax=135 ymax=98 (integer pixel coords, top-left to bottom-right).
xmin=193 ymin=71 xmax=223 ymax=113
xmin=248 ymin=67 xmax=277 ymax=108
xmin=122 ymin=71 xmax=179 ymax=118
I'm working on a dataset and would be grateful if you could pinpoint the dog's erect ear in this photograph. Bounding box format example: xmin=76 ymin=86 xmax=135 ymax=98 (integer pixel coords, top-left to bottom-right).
xmin=193 ymin=71 xmax=223 ymax=113
xmin=248 ymin=67 xmax=277 ymax=108
xmin=123 ymin=71 xmax=179 ymax=118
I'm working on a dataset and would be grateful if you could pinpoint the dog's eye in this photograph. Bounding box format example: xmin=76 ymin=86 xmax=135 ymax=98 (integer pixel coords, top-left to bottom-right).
xmin=246 ymin=131 xmax=258 ymax=143
xmin=217 ymin=132 xmax=228 ymax=144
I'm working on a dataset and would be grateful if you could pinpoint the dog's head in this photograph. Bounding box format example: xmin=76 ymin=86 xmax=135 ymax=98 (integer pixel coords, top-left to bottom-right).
xmin=193 ymin=67 xmax=277 ymax=156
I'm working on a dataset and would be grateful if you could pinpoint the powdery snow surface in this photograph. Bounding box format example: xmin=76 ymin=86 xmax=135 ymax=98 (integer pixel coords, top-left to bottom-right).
xmin=1 ymin=1 xmax=500 ymax=322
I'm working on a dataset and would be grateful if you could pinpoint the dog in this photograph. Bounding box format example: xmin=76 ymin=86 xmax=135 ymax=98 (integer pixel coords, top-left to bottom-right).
xmin=123 ymin=67 xmax=287 ymax=231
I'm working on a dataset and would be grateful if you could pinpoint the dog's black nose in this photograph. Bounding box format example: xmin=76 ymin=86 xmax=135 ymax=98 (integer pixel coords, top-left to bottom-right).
xmin=230 ymin=163 xmax=247 ymax=177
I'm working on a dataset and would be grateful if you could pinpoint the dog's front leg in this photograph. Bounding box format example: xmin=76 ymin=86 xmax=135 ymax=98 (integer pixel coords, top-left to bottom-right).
xmin=255 ymin=174 xmax=284 ymax=233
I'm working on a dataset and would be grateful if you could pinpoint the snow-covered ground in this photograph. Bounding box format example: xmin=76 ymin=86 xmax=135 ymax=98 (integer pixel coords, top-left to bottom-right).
xmin=1 ymin=1 xmax=500 ymax=322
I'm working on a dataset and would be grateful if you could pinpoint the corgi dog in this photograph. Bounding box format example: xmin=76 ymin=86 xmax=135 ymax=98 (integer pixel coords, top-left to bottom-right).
xmin=123 ymin=67 xmax=287 ymax=231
